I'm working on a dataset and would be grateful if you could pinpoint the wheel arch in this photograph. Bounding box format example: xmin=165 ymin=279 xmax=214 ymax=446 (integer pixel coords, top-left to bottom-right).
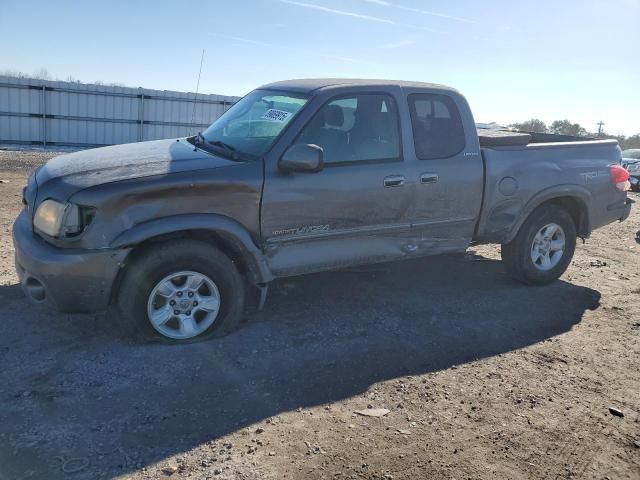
xmin=504 ymin=187 xmax=591 ymax=244
xmin=108 ymin=214 xmax=273 ymax=304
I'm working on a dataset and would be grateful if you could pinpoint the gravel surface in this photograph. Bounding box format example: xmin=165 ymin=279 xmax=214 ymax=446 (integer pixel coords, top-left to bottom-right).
xmin=0 ymin=149 xmax=60 ymax=171
xmin=0 ymin=150 xmax=639 ymax=480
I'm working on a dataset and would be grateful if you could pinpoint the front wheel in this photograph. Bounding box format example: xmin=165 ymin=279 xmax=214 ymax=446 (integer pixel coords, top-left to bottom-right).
xmin=116 ymin=240 xmax=245 ymax=342
xmin=501 ymin=206 xmax=576 ymax=285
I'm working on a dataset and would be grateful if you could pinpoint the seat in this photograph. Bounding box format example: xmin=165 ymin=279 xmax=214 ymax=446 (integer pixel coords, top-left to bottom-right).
xmin=347 ymin=98 xmax=399 ymax=160
xmin=298 ymin=104 xmax=347 ymax=163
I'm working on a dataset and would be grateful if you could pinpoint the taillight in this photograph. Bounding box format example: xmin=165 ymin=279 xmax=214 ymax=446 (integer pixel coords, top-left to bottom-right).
xmin=609 ymin=164 xmax=630 ymax=192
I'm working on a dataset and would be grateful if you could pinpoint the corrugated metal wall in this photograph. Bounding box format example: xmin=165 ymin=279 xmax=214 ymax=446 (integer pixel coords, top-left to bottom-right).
xmin=0 ymin=76 xmax=239 ymax=148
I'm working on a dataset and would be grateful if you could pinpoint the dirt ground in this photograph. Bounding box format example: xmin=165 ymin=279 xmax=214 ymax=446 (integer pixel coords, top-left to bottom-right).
xmin=0 ymin=149 xmax=638 ymax=480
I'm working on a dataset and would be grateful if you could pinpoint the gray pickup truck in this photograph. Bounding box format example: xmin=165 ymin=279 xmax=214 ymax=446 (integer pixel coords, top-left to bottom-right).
xmin=13 ymin=79 xmax=632 ymax=342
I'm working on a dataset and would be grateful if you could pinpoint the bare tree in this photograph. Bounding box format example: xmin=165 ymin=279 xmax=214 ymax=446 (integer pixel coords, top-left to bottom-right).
xmin=32 ymin=68 xmax=52 ymax=80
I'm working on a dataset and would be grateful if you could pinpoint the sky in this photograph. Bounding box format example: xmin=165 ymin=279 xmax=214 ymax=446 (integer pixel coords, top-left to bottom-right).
xmin=1 ymin=0 xmax=639 ymax=135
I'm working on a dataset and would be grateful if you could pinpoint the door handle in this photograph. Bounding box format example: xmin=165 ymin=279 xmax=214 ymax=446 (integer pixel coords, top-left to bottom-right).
xmin=383 ymin=175 xmax=406 ymax=187
xmin=420 ymin=173 xmax=439 ymax=184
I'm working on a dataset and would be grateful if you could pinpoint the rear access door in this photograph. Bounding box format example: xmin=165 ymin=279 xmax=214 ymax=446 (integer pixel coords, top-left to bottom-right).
xmin=403 ymin=90 xmax=484 ymax=253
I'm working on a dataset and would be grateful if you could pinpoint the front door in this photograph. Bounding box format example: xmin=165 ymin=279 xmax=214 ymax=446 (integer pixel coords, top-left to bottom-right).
xmin=261 ymin=92 xmax=416 ymax=277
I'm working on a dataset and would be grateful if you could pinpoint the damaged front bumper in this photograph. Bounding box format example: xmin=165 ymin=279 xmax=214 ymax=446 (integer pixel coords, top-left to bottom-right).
xmin=12 ymin=210 xmax=129 ymax=313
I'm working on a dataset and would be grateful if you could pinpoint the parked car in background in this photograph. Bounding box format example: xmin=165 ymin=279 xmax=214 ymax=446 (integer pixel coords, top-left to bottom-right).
xmin=622 ymin=149 xmax=640 ymax=191
xmin=13 ymin=79 xmax=633 ymax=343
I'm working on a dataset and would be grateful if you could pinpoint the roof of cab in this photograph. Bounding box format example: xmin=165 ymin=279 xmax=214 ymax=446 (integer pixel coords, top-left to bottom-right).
xmin=260 ymin=78 xmax=458 ymax=94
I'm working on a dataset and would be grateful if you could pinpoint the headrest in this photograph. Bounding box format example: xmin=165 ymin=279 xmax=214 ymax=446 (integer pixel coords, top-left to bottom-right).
xmin=355 ymin=97 xmax=380 ymax=117
xmin=323 ymin=104 xmax=344 ymax=127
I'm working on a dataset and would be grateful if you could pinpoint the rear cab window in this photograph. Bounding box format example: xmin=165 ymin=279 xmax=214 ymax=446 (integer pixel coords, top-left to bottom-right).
xmin=408 ymin=93 xmax=466 ymax=159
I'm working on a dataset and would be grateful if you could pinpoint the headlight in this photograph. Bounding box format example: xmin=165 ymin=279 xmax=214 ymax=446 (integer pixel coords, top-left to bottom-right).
xmin=33 ymin=200 xmax=94 ymax=238
xmin=34 ymin=199 xmax=67 ymax=237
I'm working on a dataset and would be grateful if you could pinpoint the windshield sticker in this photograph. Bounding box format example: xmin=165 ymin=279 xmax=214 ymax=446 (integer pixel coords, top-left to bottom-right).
xmin=261 ymin=109 xmax=292 ymax=123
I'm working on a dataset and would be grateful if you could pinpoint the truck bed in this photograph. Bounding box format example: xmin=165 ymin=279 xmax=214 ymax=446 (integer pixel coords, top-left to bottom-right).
xmin=477 ymin=128 xmax=597 ymax=148
xmin=474 ymin=138 xmax=625 ymax=244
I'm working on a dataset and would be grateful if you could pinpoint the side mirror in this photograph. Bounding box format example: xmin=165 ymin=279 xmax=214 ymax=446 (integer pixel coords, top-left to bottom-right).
xmin=279 ymin=144 xmax=324 ymax=173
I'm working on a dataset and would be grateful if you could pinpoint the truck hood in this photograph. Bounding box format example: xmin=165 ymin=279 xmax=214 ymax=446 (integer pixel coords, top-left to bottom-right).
xmin=35 ymin=138 xmax=239 ymax=194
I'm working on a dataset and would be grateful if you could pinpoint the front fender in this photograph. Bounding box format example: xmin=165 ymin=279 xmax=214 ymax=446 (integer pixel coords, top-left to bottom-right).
xmin=110 ymin=213 xmax=273 ymax=284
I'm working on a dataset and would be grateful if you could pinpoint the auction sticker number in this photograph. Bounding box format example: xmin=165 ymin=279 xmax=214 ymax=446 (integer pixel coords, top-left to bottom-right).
xmin=261 ymin=109 xmax=292 ymax=122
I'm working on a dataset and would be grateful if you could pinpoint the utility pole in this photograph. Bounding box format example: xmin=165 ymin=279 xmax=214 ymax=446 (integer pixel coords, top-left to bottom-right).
xmin=597 ymin=120 xmax=605 ymax=137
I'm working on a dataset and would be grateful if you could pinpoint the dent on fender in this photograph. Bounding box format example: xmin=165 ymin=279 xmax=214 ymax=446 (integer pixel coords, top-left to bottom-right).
xmin=69 ymin=162 xmax=263 ymax=250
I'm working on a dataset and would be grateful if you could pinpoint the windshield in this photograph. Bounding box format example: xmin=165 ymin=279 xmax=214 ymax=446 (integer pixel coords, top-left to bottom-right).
xmin=622 ymin=149 xmax=640 ymax=159
xmin=201 ymin=89 xmax=309 ymax=158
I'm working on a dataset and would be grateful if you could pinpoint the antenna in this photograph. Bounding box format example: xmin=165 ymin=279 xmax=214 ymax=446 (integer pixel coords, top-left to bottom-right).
xmin=190 ymin=49 xmax=205 ymax=134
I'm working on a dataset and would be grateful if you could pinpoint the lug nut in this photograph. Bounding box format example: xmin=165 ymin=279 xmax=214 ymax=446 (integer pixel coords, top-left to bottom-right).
xmin=186 ymin=311 xmax=191 ymax=316
xmin=177 ymin=291 xmax=183 ymax=297
xmin=193 ymin=301 xmax=198 ymax=307
xmin=169 ymin=300 xmax=176 ymax=306
xmin=188 ymin=291 xmax=194 ymax=297
xmin=173 ymin=310 xmax=180 ymax=315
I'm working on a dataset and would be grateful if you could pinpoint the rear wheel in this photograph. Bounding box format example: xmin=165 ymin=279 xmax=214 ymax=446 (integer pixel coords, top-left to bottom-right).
xmin=117 ymin=239 xmax=245 ymax=342
xmin=501 ymin=206 xmax=576 ymax=285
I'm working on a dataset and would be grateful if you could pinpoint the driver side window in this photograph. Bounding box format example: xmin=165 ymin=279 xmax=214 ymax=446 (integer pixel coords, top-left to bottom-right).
xmin=294 ymin=94 xmax=401 ymax=164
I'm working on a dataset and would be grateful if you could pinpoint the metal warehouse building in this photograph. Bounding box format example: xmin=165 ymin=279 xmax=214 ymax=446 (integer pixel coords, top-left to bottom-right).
xmin=0 ymin=75 xmax=239 ymax=149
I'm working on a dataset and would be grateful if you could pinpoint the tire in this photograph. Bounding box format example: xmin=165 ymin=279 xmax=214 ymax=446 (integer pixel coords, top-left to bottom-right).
xmin=116 ymin=239 xmax=245 ymax=343
xmin=501 ymin=205 xmax=576 ymax=285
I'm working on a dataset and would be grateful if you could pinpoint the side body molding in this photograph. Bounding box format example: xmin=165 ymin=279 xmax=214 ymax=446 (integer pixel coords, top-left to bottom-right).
xmin=110 ymin=213 xmax=274 ymax=284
